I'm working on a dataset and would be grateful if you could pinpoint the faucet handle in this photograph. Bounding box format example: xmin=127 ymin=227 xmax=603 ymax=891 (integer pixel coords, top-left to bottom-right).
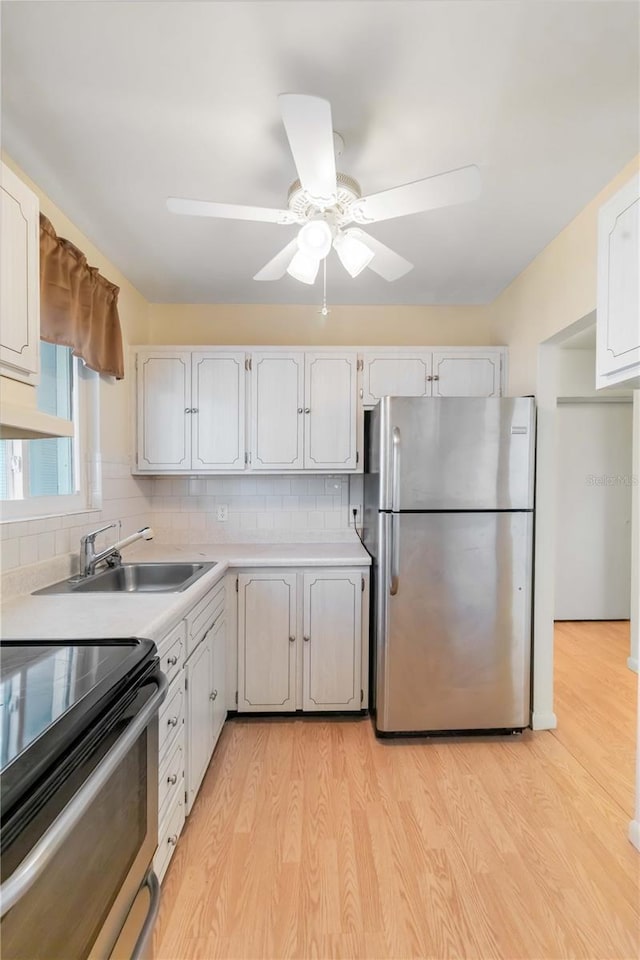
xmin=82 ymin=521 xmax=119 ymax=544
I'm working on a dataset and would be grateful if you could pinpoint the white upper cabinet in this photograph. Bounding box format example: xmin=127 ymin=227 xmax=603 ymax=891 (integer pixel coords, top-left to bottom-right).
xmin=237 ymin=573 xmax=297 ymax=712
xmin=362 ymin=353 xmax=431 ymax=405
xmin=361 ymin=349 xmax=504 ymax=405
xmin=250 ymin=350 xmax=358 ymax=471
xmin=302 ymin=572 xmax=362 ymax=711
xmin=137 ymin=352 xmax=192 ymax=470
xmin=304 ymin=353 xmax=358 ymax=471
xmin=192 ymin=352 xmax=245 ymax=470
xmin=135 ymin=349 xmax=246 ymax=473
xmin=0 ymin=163 xmax=40 ymax=384
xmin=597 ymin=173 xmax=640 ymax=389
xmin=251 ymin=352 xmax=304 ymax=470
xmin=431 ymin=350 xmax=503 ymax=397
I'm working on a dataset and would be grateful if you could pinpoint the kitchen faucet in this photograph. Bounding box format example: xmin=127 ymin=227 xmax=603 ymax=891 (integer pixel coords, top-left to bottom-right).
xmin=79 ymin=523 xmax=154 ymax=578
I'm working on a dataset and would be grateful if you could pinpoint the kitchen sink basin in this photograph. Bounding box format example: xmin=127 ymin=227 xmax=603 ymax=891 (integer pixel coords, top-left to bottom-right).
xmin=34 ymin=561 xmax=217 ymax=595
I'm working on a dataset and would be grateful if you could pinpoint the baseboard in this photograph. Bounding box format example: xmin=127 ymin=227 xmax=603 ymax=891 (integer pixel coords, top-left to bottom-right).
xmin=629 ymin=819 xmax=640 ymax=852
xmin=531 ymin=711 xmax=557 ymax=731
xmin=627 ymin=657 xmax=639 ymax=674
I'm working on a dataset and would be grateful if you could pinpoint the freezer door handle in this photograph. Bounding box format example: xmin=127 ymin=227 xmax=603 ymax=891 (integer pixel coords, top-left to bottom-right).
xmin=390 ymin=513 xmax=400 ymax=596
xmin=391 ymin=427 xmax=401 ymax=511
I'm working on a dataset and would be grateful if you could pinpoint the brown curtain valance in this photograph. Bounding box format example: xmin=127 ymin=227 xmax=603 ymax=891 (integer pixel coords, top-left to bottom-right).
xmin=39 ymin=214 xmax=124 ymax=379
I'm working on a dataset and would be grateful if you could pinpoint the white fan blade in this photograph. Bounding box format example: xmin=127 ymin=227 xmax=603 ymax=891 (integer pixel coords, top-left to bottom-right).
xmin=278 ymin=94 xmax=337 ymax=207
xmin=253 ymin=238 xmax=299 ymax=281
xmin=351 ymin=164 xmax=481 ymax=224
xmin=167 ymin=197 xmax=294 ymax=224
xmin=349 ymin=229 xmax=414 ymax=281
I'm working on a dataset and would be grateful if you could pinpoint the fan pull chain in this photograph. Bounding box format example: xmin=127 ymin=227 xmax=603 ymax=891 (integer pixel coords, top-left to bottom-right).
xmin=319 ymin=258 xmax=330 ymax=317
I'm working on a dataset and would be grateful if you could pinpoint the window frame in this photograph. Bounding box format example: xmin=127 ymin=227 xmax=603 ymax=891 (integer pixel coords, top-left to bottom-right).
xmin=0 ymin=356 xmax=101 ymax=522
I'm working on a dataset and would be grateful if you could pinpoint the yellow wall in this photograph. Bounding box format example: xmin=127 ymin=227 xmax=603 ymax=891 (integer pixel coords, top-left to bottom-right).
xmin=493 ymin=155 xmax=640 ymax=395
xmin=145 ymin=303 xmax=499 ymax=347
xmin=2 ymin=154 xmax=150 ymax=461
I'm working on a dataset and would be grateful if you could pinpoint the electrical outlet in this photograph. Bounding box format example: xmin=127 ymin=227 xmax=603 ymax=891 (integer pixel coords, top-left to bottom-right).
xmin=216 ymin=504 xmax=228 ymax=522
xmin=352 ymin=504 xmax=362 ymax=527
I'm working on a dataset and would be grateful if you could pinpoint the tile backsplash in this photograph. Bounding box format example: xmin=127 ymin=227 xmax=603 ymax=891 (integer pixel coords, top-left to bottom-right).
xmin=149 ymin=475 xmax=355 ymax=543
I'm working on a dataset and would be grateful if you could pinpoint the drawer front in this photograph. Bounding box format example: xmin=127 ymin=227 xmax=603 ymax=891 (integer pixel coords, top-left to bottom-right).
xmin=158 ymin=729 xmax=185 ymax=823
xmin=155 ymin=781 xmax=186 ymax=883
xmin=158 ymin=678 xmax=185 ymax=759
xmin=186 ymin=583 xmax=225 ymax=657
xmin=158 ymin=627 xmax=185 ymax=688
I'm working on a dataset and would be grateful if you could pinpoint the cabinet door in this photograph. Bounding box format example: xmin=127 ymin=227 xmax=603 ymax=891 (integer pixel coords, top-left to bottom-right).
xmin=238 ymin=573 xmax=297 ymax=711
xmin=597 ymin=173 xmax=640 ymax=387
xmin=362 ymin=353 xmax=432 ymax=405
xmin=192 ymin=352 xmax=246 ymax=471
xmin=137 ymin=352 xmax=191 ymax=470
xmin=431 ymin=351 xmax=503 ymax=397
xmin=210 ymin=615 xmax=227 ymax=747
xmin=185 ymin=633 xmax=214 ymax=813
xmin=0 ymin=164 xmax=39 ymax=384
xmin=302 ymin=572 xmax=362 ymax=711
xmin=251 ymin=352 xmax=304 ymax=470
xmin=304 ymin=353 xmax=358 ymax=470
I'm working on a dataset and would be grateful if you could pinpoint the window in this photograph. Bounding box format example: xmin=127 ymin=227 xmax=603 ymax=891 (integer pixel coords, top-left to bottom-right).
xmin=0 ymin=342 xmax=94 ymax=518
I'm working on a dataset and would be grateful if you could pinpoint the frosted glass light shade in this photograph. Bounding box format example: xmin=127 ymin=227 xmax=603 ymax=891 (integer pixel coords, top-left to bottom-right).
xmin=286 ymin=250 xmax=320 ymax=285
xmin=334 ymin=230 xmax=375 ymax=277
xmin=297 ymin=219 xmax=333 ymax=260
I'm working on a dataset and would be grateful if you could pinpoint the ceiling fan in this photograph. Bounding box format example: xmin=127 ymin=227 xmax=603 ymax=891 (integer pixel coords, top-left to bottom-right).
xmin=167 ymin=94 xmax=481 ymax=286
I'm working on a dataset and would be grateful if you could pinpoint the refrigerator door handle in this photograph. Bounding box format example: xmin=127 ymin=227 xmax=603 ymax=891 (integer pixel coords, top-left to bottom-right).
xmin=391 ymin=427 xmax=401 ymax=511
xmin=390 ymin=427 xmax=401 ymax=595
xmin=390 ymin=513 xmax=400 ymax=595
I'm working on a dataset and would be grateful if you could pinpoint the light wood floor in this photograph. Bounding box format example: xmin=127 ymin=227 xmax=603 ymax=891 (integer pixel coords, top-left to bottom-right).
xmin=155 ymin=623 xmax=639 ymax=960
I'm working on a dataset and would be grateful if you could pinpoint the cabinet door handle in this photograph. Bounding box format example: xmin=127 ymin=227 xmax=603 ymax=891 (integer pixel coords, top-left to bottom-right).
xmin=426 ymin=376 xmax=433 ymax=382
xmin=304 ymin=408 xmax=311 ymax=414
xmin=432 ymin=375 xmax=440 ymax=381
xmin=303 ymin=635 xmax=310 ymax=642
xmin=289 ymin=635 xmax=296 ymax=643
xmin=184 ymin=407 xmax=192 ymax=414
xmin=210 ymin=690 xmax=218 ymax=701
xmin=167 ymin=773 xmax=178 ymax=785
xmin=167 ymin=716 xmax=179 ymax=727
xmin=297 ymin=408 xmax=303 ymax=414
xmin=192 ymin=407 xmax=199 ymax=413
xmin=167 ymin=835 xmax=178 ymax=846
xmin=166 ymin=655 xmax=178 ymax=667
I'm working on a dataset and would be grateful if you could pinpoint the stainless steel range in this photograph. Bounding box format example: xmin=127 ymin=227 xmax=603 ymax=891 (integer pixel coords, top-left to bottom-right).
xmin=0 ymin=639 xmax=167 ymax=959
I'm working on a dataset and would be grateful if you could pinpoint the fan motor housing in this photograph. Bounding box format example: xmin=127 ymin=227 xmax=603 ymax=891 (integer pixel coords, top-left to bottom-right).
xmin=287 ymin=172 xmax=362 ymax=223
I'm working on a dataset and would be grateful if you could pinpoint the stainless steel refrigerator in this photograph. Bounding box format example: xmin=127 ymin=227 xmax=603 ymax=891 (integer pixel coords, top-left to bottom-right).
xmin=363 ymin=397 xmax=535 ymax=735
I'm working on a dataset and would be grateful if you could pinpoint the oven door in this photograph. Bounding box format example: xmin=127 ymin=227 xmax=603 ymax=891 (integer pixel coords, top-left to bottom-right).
xmin=0 ymin=668 xmax=167 ymax=960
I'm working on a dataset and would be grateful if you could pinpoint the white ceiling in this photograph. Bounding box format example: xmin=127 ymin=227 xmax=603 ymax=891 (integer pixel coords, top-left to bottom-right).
xmin=2 ymin=1 xmax=638 ymax=306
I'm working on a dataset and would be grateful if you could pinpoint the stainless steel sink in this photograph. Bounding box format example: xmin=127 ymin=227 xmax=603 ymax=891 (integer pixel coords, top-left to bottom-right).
xmin=34 ymin=561 xmax=217 ymax=595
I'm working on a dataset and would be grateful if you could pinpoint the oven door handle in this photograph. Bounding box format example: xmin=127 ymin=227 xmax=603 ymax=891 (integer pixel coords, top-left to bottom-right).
xmin=0 ymin=672 xmax=168 ymax=919
xmin=131 ymin=870 xmax=161 ymax=960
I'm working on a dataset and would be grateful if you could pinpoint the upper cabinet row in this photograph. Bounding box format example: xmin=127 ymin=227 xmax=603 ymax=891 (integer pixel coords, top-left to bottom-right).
xmin=596 ymin=173 xmax=640 ymax=389
xmin=134 ymin=346 xmax=504 ymax=474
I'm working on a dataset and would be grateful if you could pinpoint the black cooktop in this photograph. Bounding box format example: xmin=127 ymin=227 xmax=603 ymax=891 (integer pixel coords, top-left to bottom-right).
xmin=0 ymin=639 xmax=155 ymax=814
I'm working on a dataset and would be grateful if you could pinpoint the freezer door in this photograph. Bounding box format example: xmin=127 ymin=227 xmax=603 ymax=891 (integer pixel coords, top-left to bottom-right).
xmin=378 ymin=397 xmax=535 ymax=510
xmin=376 ymin=511 xmax=532 ymax=733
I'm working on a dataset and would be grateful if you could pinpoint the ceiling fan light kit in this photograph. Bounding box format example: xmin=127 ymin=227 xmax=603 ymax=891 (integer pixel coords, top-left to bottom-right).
xmin=167 ymin=93 xmax=481 ymax=287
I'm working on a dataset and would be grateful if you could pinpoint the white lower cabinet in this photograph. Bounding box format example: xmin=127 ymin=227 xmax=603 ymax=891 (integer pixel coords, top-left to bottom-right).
xmin=237 ymin=568 xmax=369 ymax=713
xmin=154 ymin=579 xmax=227 ymax=880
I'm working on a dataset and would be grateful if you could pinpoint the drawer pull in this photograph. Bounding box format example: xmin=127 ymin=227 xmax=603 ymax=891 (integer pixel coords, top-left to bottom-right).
xmin=167 ymin=834 xmax=178 ymax=846
xmin=167 ymin=773 xmax=178 ymax=785
xmin=209 ymin=690 xmax=218 ymax=701
xmin=166 ymin=655 xmax=178 ymax=667
xmin=289 ymin=635 xmax=295 ymax=643
xmin=303 ymin=635 xmax=310 ymax=642
xmin=167 ymin=716 xmax=179 ymax=728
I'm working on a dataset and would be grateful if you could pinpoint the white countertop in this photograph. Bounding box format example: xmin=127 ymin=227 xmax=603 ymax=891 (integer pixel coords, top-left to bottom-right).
xmin=0 ymin=541 xmax=370 ymax=643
